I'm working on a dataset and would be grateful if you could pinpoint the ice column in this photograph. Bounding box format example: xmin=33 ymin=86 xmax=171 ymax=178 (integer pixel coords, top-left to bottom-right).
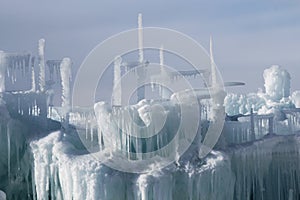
xmin=38 ymin=39 xmax=46 ymax=92
xmin=0 ymin=51 xmax=6 ymax=92
xmin=30 ymin=57 xmax=36 ymax=92
xmin=138 ymin=13 xmax=144 ymax=64
xmin=210 ymin=36 xmax=217 ymax=88
xmin=60 ymin=58 xmax=72 ymax=125
xmin=113 ymin=56 xmax=122 ymax=106
xmin=160 ymin=46 xmax=171 ymax=99
xmin=137 ymin=13 xmax=146 ymax=101
xmin=200 ymin=37 xmax=226 ymax=157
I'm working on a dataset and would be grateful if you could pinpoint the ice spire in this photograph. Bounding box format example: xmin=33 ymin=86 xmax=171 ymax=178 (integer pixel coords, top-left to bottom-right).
xmin=210 ymin=36 xmax=217 ymax=88
xmin=0 ymin=51 xmax=6 ymax=93
xmin=38 ymin=39 xmax=46 ymax=92
xmin=137 ymin=13 xmax=146 ymax=101
xmin=138 ymin=13 xmax=144 ymax=64
xmin=159 ymin=45 xmax=170 ymax=99
xmin=113 ymin=56 xmax=122 ymax=106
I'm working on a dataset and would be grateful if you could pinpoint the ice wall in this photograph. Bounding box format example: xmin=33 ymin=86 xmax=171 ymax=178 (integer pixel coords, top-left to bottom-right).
xmin=0 ymin=104 xmax=32 ymax=199
xmin=30 ymin=131 xmax=235 ymax=200
xmin=231 ymin=135 xmax=300 ymax=200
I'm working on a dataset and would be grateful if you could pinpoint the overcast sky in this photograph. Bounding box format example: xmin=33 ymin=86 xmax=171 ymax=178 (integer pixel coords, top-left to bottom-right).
xmin=1 ymin=0 xmax=300 ymax=94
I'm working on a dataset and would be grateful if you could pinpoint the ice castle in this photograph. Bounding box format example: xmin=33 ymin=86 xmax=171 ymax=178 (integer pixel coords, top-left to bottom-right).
xmin=0 ymin=14 xmax=300 ymax=200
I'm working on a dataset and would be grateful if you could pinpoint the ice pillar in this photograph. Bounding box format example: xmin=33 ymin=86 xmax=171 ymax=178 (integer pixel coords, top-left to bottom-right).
xmin=138 ymin=13 xmax=144 ymax=64
xmin=0 ymin=51 xmax=6 ymax=93
xmin=30 ymin=57 xmax=36 ymax=92
xmin=38 ymin=39 xmax=46 ymax=92
xmin=113 ymin=56 xmax=122 ymax=106
xmin=60 ymin=58 xmax=72 ymax=125
xmin=160 ymin=46 xmax=171 ymax=99
xmin=137 ymin=13 xmax=146 ymax=101
xmin=210 ymin=36 xmax=217 ymax=88
xmin=60 ymin=58 xmax=72 ymax=108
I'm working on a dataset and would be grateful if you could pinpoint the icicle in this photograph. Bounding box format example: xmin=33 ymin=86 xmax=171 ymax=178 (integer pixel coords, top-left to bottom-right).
xmin=31 ymin=57 xmax=36 ymax=92
xmin=7 ymin=122 xmax=11 ymax=183
xmin=90 ymin=122 xmax=94 ymax=142
xmin=18 ymin=96 xmax=21 ymax=114
xmin=86 ymin=119 xmax=89 ymax=140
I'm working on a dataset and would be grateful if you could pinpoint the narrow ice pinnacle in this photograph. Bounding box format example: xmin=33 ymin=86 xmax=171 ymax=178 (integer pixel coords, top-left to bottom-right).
xmin=113 ymin=56 xmax=122 ymax=106
xmin=160 ymin=46 xmax=170 ymax=99
xmin=38 ymin=39 xmax=46 ymax=92
xmin=138 ymin=13 xmax=144 ymax=64
xmin=210 ymin=36 xmax=217 ymax=88
xmin=137 ymin=13 xmax=146 ymax=101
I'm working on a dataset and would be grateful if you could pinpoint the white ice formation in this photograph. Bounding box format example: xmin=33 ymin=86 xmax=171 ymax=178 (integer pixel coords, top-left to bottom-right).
xmin=38 ymin=39 xmax=46 ymax=92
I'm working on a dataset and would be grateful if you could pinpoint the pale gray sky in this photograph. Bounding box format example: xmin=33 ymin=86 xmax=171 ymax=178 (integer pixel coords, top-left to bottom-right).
xmin=1 ymin=0 xmax=300 ymax=95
